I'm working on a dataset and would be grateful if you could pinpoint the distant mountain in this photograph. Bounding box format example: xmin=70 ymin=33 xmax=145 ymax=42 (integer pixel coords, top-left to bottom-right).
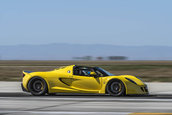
xmin=0 ymin=43 xmax=172 ymax=60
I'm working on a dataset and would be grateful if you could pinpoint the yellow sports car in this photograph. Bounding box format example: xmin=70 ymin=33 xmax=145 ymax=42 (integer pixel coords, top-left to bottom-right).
xmin=21 ymin=65 xmax=148 ymax=96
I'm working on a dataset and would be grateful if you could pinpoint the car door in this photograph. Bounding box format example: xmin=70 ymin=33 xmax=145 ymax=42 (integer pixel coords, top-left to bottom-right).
xmin=71 ymin=74 xmax=102 ymax=93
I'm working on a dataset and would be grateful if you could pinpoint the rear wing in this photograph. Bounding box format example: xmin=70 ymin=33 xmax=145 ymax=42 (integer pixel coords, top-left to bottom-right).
xmin=22 ymin=71 xmax=34 ymax=77
xmin=23 ymin=71 xmax=34 ymax=73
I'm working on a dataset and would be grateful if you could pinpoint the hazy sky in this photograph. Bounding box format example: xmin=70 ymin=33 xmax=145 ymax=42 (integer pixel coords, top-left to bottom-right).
xmin=0 ymin=0 xmax=172 ymax=46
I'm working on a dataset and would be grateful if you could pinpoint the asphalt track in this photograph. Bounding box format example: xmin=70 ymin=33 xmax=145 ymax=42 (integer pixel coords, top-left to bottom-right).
xmin=1 ymin=82 xmax=172 ymax=115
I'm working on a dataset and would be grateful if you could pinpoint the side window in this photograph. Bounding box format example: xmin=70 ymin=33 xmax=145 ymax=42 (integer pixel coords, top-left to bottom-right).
xmin=80 ymin=69 xmax=91 ymax=76
xmin=95 ymin=70 xmax=104 ymax=77
xmin=73 ymin=69 xmax=80 ymax=75
xmin=73 ymin=67 xmax=94 ymax=77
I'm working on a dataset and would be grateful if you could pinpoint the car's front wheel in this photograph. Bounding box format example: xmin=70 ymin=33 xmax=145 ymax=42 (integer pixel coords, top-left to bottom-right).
xmin=28 ymin=77 xmax=48 ymax=96
xmin=106 ymin=79 xmax=125 ymax=96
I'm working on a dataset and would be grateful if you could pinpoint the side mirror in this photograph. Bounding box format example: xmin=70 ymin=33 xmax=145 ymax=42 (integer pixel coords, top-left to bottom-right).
xmin=90 ymin=72 xmax=97 ymax=77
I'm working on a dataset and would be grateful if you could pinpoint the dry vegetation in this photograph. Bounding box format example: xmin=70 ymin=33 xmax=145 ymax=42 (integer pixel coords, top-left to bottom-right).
xmin=0 ymin=60 xmax=172 ymax=82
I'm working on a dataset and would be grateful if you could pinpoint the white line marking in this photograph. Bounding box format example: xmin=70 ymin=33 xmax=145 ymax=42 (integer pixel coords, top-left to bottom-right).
xmin=0 ymin=111 xmax=130 ymax=115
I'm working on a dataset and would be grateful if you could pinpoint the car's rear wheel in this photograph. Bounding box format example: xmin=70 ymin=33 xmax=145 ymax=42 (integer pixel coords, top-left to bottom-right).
xmin=28 ymin=77 xmax=48 ymax=96
xmin=106 ymin=79 xmax=125 ymax=96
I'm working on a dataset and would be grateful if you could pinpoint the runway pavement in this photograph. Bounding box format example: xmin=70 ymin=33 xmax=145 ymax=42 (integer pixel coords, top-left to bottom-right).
xmin=1 ymin=82 xmax=172 ymax=115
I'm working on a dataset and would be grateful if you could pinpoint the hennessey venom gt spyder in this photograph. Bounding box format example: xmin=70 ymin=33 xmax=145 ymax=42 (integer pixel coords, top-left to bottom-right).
xmin=21 ymin=65 xmax=148 ymax=96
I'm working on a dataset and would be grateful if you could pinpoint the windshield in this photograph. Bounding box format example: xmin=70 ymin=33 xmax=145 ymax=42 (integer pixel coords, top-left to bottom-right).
xmin=95 ymin=67 xmax=114 ymax=76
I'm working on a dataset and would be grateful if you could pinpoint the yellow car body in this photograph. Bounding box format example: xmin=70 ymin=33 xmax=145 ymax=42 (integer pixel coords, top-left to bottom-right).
xmin=22 ymin=65 xmax=148 ymax=96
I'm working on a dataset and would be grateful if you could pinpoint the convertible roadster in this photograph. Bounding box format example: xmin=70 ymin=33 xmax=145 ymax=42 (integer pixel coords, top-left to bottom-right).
xmin=21 ymin=65 xmax=148 ymax=96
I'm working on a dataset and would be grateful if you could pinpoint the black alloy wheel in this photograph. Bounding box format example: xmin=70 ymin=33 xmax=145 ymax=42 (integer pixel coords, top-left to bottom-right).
xmin=106 ymin=80 xmax=125 ymax=96
xmin=28 ymin=77 xmax=48 ymax=96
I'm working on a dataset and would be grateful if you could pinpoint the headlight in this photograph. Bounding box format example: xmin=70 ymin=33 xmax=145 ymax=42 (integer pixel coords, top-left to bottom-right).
xmin=125 ymin=77 xmax=137 ymax=85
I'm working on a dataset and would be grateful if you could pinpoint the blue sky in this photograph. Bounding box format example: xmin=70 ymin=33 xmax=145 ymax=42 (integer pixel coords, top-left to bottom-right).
xmin=0 ymin=0 xmax=172 ymax=46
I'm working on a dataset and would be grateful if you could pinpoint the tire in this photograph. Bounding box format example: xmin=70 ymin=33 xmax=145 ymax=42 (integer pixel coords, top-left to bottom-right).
xmin=106 ymin=79 xmax=125 ymax=96
xmin=28 ymin=77 xmax=48 ymax=96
